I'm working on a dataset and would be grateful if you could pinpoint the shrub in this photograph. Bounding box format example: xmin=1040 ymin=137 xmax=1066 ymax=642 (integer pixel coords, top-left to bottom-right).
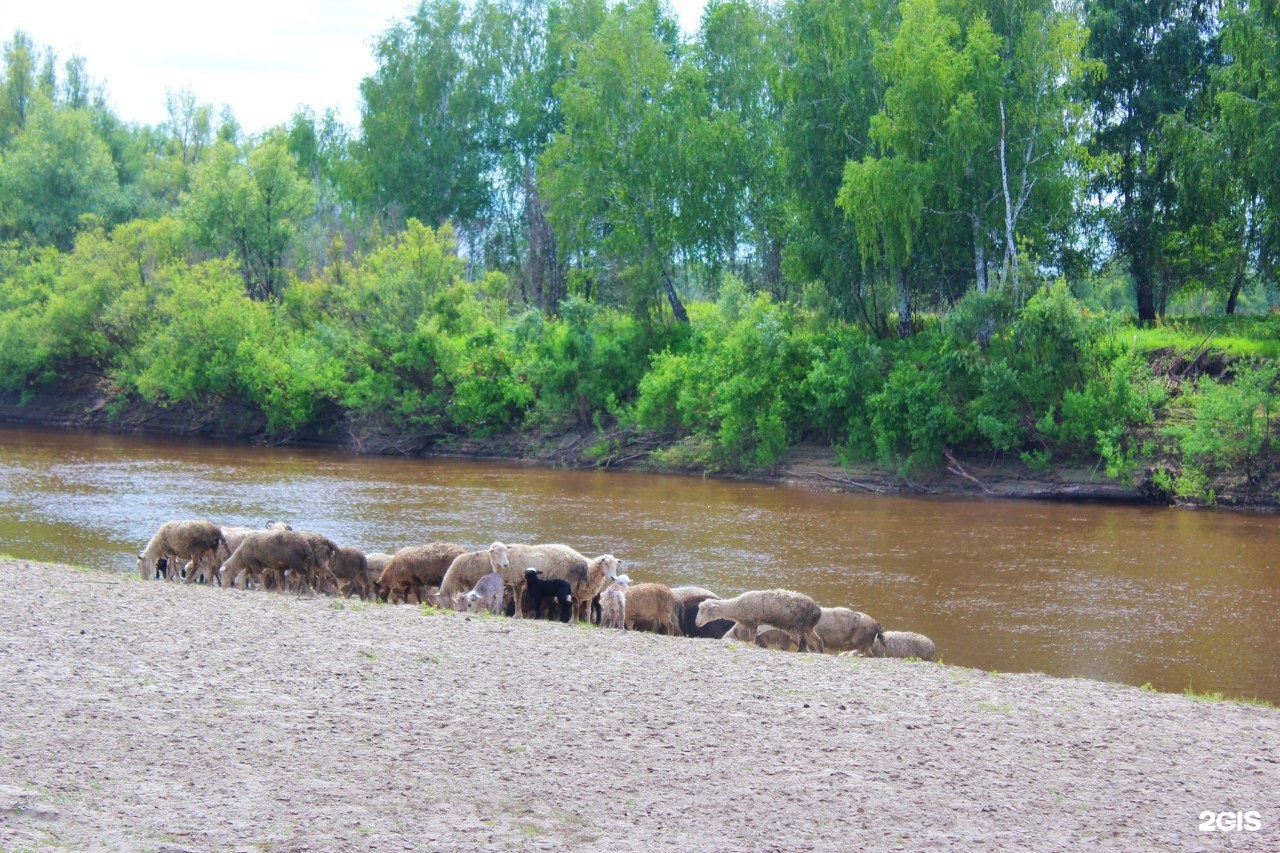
xmin=1164 ymin=361 xmax=1280 ymax=496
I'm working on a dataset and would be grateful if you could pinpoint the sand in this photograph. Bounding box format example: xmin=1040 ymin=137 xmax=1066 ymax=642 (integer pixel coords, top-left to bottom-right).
xmin=1 ymin=559 xmax=1277 ymax=851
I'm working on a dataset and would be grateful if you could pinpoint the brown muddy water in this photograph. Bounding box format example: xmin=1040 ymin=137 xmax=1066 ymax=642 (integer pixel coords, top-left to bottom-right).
xmin=1 ymin=424 xmax=1277 ymax=703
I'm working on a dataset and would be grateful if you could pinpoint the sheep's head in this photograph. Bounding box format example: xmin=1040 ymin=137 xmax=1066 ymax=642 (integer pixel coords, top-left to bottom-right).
xmin=695 ymin=598 xmax=723 ymax=627
xmin=524 ymin=567 xmax=541 ymax=581
xmin=489 ymin=542 xmax=509 ymax=569
xmin=613 ymin=573 xmax=632 ymax=587
xmin=599 ymin=554 xmax=621 ymax=579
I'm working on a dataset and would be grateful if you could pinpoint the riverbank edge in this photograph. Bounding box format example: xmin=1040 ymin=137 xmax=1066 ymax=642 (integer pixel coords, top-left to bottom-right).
xmin=11 ymin=556 xmax=1275 ymax=710
xmin=0 ymin=377 xmax=1254 ymax=510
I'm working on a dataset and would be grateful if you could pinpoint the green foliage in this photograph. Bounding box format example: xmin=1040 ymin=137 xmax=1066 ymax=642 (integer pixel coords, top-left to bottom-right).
xmin=865 ymin=341 xmax=969 ymax=472
xmin=1164 ymin=361 xmax=1280 ymax=496
xmin=118 ymin=259 xmax=270 ymax=406
xmin=515 ymin=297 xmax=662 ymax=426
xmin=1126 ymin=315 xmax=1280 ymax=359
xmin=0 ymin=101 xmax=125 ymax=249
xmin=634 ymin=284 xmax=809 ymax=468
xmin=180 ymin=137 xmax=314 ymax=300
xmin=800 ymin=326 xmax=885 ymax=456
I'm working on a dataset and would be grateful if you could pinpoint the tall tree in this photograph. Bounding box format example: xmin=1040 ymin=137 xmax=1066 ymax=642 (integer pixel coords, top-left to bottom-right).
xmin=693 ymin=0 xmax=787 ymax=292
xmin=0 ymin=31 xmax=38 ymax=143
xmin=357 ymin=0 xmax=493 ymax=228
xmin=1214 ymin=0 xmax=1280 ymax=312
xmin=778 ymin=0 xmax=893 ymax=328
xmin=182 ymin=138 xmax=315 ymax=300
xmin=839 ymin=0 xmax=1090 ymax=337
xmin=0 ymin=101 xmax=124 ymax=248
xmin=1083 ymin=0 xmax=1219 ymax=322
xmin=540 ymin=0 xmax=694 ymax=322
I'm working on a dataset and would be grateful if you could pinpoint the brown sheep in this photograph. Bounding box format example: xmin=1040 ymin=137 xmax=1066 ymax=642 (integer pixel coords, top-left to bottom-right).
xmin=294 ymin=531 xmax=340 ymax=594
xmin=752 ymin=608 xmax=883 ymax=654
xmin=220 ymin=529 xmax=331 ymax=593
xmin=137 ymin=520 xmax=226 ymax=584
xmin=378 ymin=543 xmax=467 ymax=604
xmin=696 ymin=589 xmax=823 ymax=653
xmin=624 ymin=582 xmax=683 ymax=636
xmin=328 ymin=545 xmax=371 ymax=600
xmin=437 ymin=543 xmax=513 ymax=609
xmin=209 ymin=521 xmax=293 ymax=587
xmin=671 ymin=586 xmax=733 ymax=638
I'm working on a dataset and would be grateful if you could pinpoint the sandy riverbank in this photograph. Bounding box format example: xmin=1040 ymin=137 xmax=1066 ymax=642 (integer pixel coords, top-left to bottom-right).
xmin=1 ymin=559 xmax=1276 ymax=851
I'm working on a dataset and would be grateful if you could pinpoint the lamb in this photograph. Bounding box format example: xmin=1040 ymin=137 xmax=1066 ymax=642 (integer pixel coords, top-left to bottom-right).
xmin=722 ymin=620 xmax=799 ymax=650
xmin=329 ymin=545 xmax=371 ymax=600
xmin=378 ymin=543 xmax=467 ymax=604
xmin=505 ymin=544 xmax=620 ymax=620
xmin=695 ymin=589 xmax=823 ymax=652
xmin=671 ymin=586 xmax=733 ymax=638
xmin=866 ymin=630 xmax=936 ymax=662
xmin=523 ymin=568 xmax=572 ymax=622
xmin=137 ymin=520 xmax=226 ymax=584
xmin=598 ymin=574 xmax=632 ymax=629
xmin=458 ymin=570 xmax=505 ymax=615
xmin=219 ymin=529 xmax=332 ymax=593
xmin=623 ymin=582 xmax=683 ymax=636
xmin=437 ymin=543 xmax=513 ymax=610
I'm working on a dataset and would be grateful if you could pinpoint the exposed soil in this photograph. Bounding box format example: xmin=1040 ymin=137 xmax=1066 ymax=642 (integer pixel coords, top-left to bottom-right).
xmin=0 ymin=377 xmax=1170 ymax=507
xmin=1 ymin=559 xmax=1277 ymax=851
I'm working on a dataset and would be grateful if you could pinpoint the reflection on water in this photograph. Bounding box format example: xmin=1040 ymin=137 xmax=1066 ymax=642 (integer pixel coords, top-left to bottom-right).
xmin=1 ymin=424 xmax=1277 ymax=703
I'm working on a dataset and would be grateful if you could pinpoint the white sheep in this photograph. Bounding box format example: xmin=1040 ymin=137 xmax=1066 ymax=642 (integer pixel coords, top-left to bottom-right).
xmin=598 ymin=574 xmax=632 ymax=629
xmin=458 ymin=570 xmax=505 ymax=615
xmin=866 ymin=630 xmax=936 ymax=662
xmin=504 ymin=544 xmax=620 ymax=620
xmin=696 ymin=589 xmax=823 ymax=653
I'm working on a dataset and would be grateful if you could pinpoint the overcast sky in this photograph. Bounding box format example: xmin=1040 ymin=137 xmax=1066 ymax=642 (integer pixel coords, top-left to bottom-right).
xmin=1 ymin=1 xmax=709 ymax=134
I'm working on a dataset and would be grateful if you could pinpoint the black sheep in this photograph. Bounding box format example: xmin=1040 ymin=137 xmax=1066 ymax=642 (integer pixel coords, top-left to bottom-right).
xmin=523 ymin=568 xmax=572 ymax=622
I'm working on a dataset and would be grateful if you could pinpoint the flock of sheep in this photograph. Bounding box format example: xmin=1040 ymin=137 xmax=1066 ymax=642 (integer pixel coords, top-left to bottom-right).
xmin=135 ymin=518 xmax=937 ymax=660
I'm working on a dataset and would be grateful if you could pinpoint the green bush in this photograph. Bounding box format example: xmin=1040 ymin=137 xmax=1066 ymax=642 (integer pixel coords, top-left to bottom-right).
xmin=865 ymin=342 xmax=969 ymax=473
xmin=516 ymin=297 xmax=661 ymax=427
xmin=1164 ymin=361 xmax=1280 ymax=496
xmin=800 ymin=326 xmax=885 ymax=457
xmin=633 ymin=287 xmax=810 ymax=469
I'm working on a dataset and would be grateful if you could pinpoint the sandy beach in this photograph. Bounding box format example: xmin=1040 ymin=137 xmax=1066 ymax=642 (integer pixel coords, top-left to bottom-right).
xmin=1 ymin=559 xmax=1276 ymax=851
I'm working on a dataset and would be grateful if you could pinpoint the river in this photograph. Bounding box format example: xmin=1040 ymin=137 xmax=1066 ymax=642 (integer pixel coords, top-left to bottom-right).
xmin=1 ymin=425 xmax=1276 ymax=703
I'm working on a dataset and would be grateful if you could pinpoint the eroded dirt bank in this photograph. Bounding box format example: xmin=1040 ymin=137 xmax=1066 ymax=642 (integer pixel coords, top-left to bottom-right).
xmin=0 ymin=379 xmax=1165 ymax=506
xmin=1 ymin=559 xmax=1277 ymax=851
